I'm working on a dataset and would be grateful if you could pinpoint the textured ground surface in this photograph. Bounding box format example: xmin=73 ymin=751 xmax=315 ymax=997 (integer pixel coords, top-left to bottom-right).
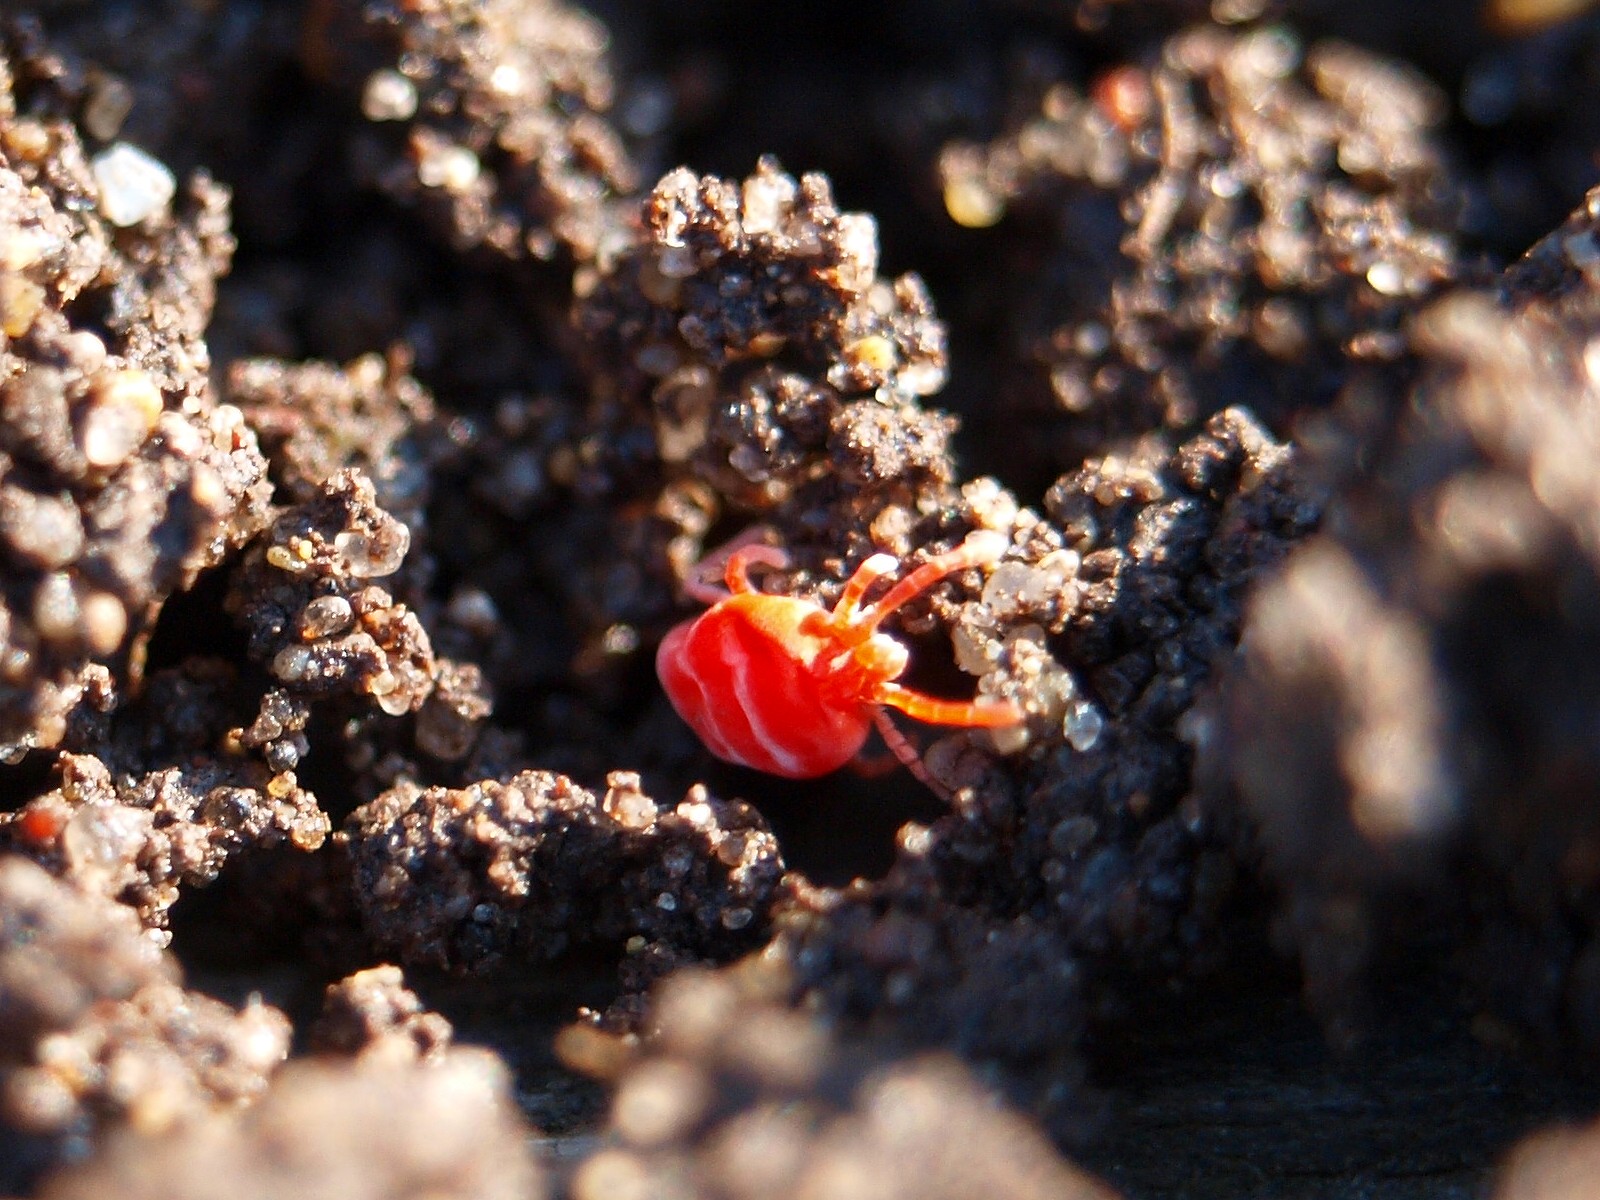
xmin=4 ymin=1 xmax=1600 ymax=1196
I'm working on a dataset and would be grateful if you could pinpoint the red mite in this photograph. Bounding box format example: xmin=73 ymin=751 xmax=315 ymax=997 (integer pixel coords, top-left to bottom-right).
xmin=656 ymin=532 xmax=1024 ymax=797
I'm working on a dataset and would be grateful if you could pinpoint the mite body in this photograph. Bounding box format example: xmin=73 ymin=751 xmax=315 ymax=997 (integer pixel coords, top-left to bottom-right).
xmin=656 ymin=532 xmax=1022 ymax=796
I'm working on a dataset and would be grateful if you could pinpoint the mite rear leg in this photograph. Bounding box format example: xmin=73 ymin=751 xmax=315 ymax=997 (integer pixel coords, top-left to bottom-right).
xmin=870 ymin=706 xmax=951 ymax=803
xmin=677 ymin=527 xmax=788 ymax=605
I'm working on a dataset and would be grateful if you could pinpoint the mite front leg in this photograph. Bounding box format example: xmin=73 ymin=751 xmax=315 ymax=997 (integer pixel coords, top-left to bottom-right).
xmin=876 ymin=682 xmax=1023 ymax=728
xmin=832 ymin=552 xmax=900 ymax=626
xmin=857 ymin=531 xmax=1010 ymax=633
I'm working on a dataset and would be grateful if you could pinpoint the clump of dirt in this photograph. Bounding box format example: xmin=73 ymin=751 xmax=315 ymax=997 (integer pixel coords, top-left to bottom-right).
xmin=561 ymin=965 xmax=1118 ymax=1200
xmin=38 ymin=1053 xmax=544 ymax=1200
xmin=940 ymin=25 xmax=1471 ymax=484
xmin=4 ymin=747 xmax=326 ymax=934
xmin=0 ymin=19 xmax=271 ymax=758
xmin=0 ymin=858 xmax=290 ymax=1191
xmin=306 ymin=964 xmax=455 ymax=1062
xmin=343 ymin=769 xmax=783 ymax=981
xmin=308 ymin=0 xmax=638 ymax=265
xmin=1218 ymin=185 xmax=1600 ymax=1053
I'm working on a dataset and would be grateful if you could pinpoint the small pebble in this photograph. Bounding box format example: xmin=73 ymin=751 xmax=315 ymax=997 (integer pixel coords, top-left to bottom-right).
xmin=602 ymin=775 xmax=658 ymax=829
xmin=2 ymin=119 xmax=51 ymax=162
xmin=299 ymin=595 xmax=355 ymax=640
xmin=833 ymin=213 xmax=879 ymax=292
xmin=415 ymin=140 xmax=480 ymax=193
xmin=944 ymin=176 xmax=1005 ymax=229
xmin=0 ymin=226 xmax=48 ymax=272
xmin=0 ymin=487 xmax=84 ymax=570
xmin=741 ymin=167 xmax=796 ymax=235
xmin=613 ymin=1060 xmax=710 ymax=1148
xmin=82 ymin=75 xmax=135 ymax=141
xmin=0 ymin=273 xmax=44 ymax=338
xmin=361 ymin=69 xmax=419 ymax=121
xmin=272 ymin=644 xmax=317 ymax=683
xmin=33 ymin=574 xmax=80 ymax=643
xmin=79 ymin=370 xmax=164 ymax=468
xmin=1063 ymin=701 xmax=1105 ymax=751
xmin=80 ymin=593 xmax=128 ymax=656
xmin=845 ymin=335 xmax=896 ymax=373
xmin=572 ymin=1149 xmax=653 ymax=1200
xmin=90 ymin=143 xmax=177 ymax=228
xmin=335 ymin=528 xmax=409 ymax=578
xmin=1365 ymin=261 xmax=1406 ymax=296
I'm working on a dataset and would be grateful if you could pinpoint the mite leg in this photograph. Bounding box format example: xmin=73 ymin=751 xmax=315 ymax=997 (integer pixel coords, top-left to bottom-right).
xmin=870 ymin=706 xmax=951 ymax=803
xmin=724 ymin=544 xmax=792 ymax=595
xmin=857 ymin=531 xmax=1009 ymax=633
xmin=845 ymin=743 xmax=902 ymax=780
xmin=876 ymin=682 xmax=1023 ymax=728
xmin=677 ymin=527 xmax=786 ymax=605
xmin=832 ymin=552 xmax=900 ymax=626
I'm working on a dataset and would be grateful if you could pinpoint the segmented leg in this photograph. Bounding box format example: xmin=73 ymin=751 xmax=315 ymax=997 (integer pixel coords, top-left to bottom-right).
xmin=876 ymin=682 xmax=1023 ymax=728
xmin=857 ymin=531 xmax=1010 ymax=633
xmin=846 ymin=744 xmax=902 ymax=780
xmin=724 ymin=544 xmax=792 ymax=595
xmin=871 ymin=707 xmax=951 ymax=802
xmin=832 ymin=552 xmax=900 ymax=626
xmin=678 ymin=528 xmax=786 ymax=605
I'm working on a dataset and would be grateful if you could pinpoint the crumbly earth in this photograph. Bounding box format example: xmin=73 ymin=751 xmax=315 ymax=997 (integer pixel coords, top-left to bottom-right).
xmin=308 ymin=0 xmax=639 ymax=266
xmin=560 ymin=966 xmax=1119 ymax=1200
xmin=1219 ymin=187 xmax=1600 ymax=1055
xmin=937 ymin=24 xmax=1471 ymax=485
xmin=0 ymin=2 xmax=1599 ymax=1198
xmin=3 ymin=745 xmax=327 ymax=933
xmin=306 ymin=964 xmax=455 ymax=1063
xmin=0 ymin=859 xmax=290 ymax=1192
xmin=37 ymin=1053 xmax=545 ymax=1200
xmin=343 ymin=770 xmax=783 ymax=983
xmin=0 ymin=17 xmax=272 ymax=759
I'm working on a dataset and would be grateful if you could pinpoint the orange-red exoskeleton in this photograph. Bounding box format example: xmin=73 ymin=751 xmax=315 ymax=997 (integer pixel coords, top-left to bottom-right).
xmin=656 ymin=532 xmax=1023 ymax=798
